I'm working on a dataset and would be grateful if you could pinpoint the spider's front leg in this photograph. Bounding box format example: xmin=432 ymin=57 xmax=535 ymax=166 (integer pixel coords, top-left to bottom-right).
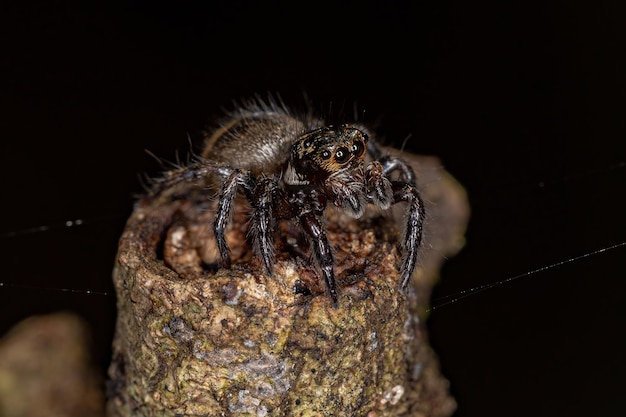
xmin=299 ymin=212 xmax=339 ymax=307
xmin=366 ymin=141 xmax=416 ymax=184
xmin=391 ymin=181 xmax=425 ymax=290
xmin=365 ymin=149 xmax=425 ymax=291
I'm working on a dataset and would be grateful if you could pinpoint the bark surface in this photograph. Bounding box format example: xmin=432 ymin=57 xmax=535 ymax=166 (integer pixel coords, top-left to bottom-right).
xmin=106 ymin=151 xmax=469 ymax=417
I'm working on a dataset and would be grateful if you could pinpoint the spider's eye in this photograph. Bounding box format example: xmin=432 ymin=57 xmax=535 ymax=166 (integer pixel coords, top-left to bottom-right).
xmin=351 ymin=140 xmax=365 ymax=158
xmin=334 ymin=147 xmax=350 ymax=163
xmin=321 ymin=150 xmax=332 ymax=160
xmin=304 ymin=139 xmax=312 ymax=148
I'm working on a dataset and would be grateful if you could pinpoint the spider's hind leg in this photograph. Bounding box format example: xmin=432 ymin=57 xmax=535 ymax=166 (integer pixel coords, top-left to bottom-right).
xmin=147 ymin=158 xmax=224 ymax=198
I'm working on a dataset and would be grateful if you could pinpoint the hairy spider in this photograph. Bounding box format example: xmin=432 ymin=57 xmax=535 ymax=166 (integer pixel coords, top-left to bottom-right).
xmin=150 ymin=99 xmax=425 ymax=306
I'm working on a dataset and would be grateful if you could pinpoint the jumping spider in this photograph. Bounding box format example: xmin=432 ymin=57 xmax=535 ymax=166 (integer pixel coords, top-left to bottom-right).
xmin=150 ymin=100 xmax=425 ymax=306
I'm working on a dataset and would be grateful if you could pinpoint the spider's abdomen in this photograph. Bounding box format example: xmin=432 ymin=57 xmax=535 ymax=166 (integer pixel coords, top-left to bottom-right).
xmin=202 ymin=111 xmax=312 ymax=175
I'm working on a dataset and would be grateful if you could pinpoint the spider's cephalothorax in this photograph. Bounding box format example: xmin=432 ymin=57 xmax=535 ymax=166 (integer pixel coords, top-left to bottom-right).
xmin=150 ymin=101 xmax=425 ymax=306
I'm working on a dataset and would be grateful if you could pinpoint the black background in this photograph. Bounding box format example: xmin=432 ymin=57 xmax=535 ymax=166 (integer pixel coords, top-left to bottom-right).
xmin=1 ymin=1 xmax=625 ymax=416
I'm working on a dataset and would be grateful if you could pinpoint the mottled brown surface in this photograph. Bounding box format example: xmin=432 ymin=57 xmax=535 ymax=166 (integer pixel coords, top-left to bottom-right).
xmin=107 ymin=151 xmax=469 ymax=417
xmin=0 ymin=312 xmax=105 ymax=417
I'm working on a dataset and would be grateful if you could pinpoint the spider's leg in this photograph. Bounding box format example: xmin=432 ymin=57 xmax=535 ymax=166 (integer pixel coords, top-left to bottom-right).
xmin=380 ymin=155 xmax=416 ymax=184
xmin=250 ymin=177 xmax=278 ymax=275
xmin=214 ymin=169 xmax=253 ymax=269
xmin=391 ymin=181 xmax=426 ymax=291
xmin=148 ymin=158 xmax=222 ymax=196
xmin=367 ymin=143 xmax=425 ymax=290
xmin=367 ymin=140 xmax=416 ymax=184
xmin=299 ymin=212 xmax=339 ymax=307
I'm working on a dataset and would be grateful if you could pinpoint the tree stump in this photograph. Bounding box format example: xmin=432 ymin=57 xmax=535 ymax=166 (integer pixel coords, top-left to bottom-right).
xmin=106 ymin=150 xmax=469 ymax=417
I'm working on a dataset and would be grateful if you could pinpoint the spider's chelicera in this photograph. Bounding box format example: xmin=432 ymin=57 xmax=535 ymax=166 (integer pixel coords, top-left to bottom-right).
xmin=150 ymin=100 xmax=425 ymax=306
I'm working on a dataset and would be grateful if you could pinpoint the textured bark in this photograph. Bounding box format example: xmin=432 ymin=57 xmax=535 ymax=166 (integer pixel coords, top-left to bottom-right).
xmin=106 ymin=151 xmax=469 ymax=417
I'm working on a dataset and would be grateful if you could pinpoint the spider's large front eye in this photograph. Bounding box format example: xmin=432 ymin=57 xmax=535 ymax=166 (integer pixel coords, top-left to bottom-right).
xmin=334 ymin=147 xmax=350 ymax=163
xmin=351 ymin=140 xmax=365 ymax=158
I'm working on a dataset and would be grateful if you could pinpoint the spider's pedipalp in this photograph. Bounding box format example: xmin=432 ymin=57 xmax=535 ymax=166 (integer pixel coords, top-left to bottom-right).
xmin=365 ymin=161 xmax=393 ymax=210
xmin=326 ymin=169 xmax=367 ymax=218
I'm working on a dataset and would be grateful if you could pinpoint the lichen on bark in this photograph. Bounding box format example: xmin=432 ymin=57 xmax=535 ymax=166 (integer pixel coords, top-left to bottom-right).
xmin=107 ymin=151 xmax=469 ymax=417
